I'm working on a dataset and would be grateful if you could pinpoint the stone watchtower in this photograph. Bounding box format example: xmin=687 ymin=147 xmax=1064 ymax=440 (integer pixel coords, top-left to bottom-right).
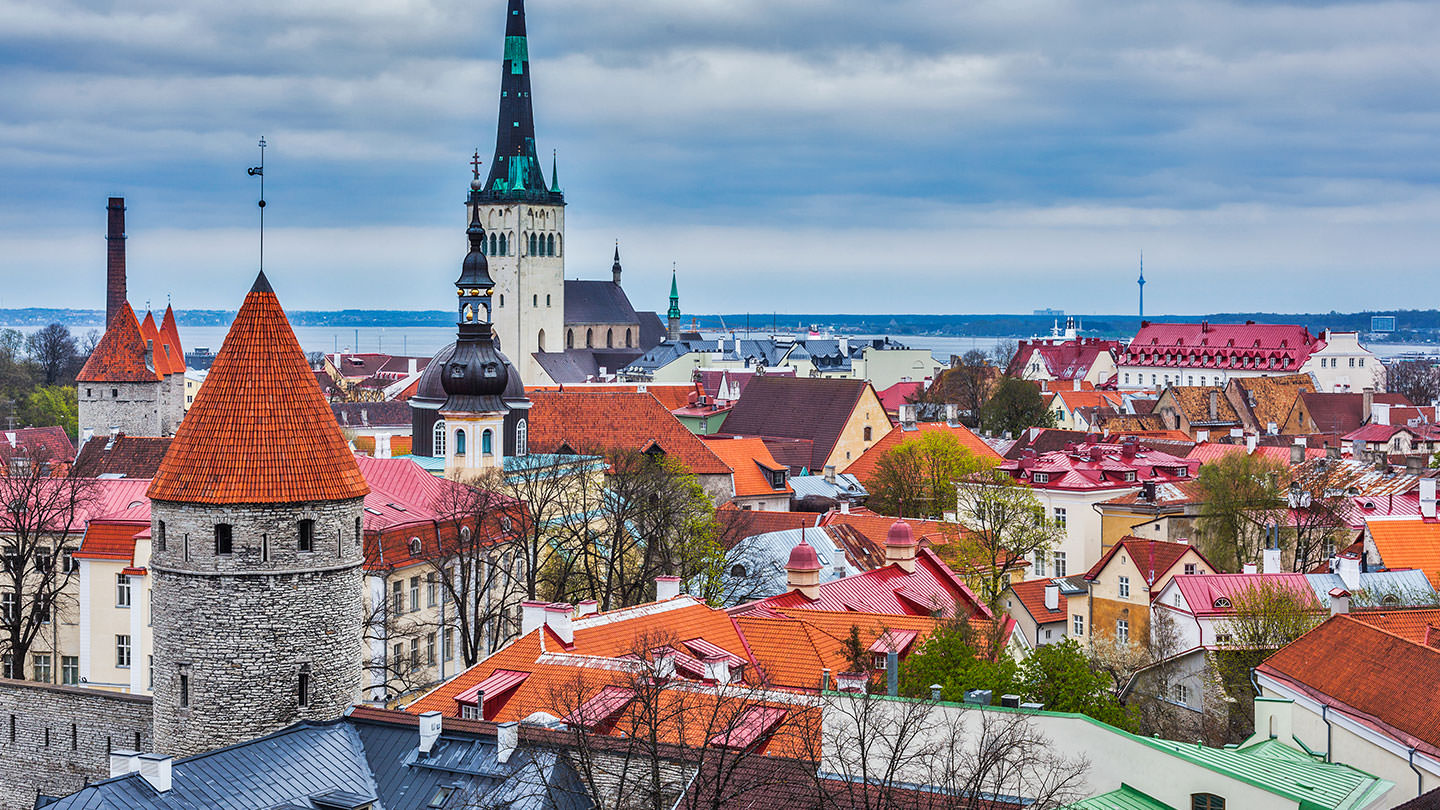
xmin=76 ymin=303 xmax=164 ymax=438
xmin=146 ymin=271 xmax=370 ymax=758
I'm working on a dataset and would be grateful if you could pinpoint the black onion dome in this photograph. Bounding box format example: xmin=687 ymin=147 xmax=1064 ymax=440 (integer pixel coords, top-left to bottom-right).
xmin=412 ymin=342 xmax=457 ymax=405
xmin=440 ymin=323 xmax=510 ymax=410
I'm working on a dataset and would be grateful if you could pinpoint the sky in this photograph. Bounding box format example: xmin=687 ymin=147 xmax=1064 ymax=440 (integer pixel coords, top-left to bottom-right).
xmin=1 ymin=0 xmax=1438 ymax=317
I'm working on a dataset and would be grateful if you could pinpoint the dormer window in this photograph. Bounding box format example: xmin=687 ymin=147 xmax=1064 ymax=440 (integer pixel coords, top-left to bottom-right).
xmin=1123 ymin=471 xmax=1137 ymax=482
xmin=1213 ymin=597 xmax=1232 ymax=609
xmin=1031 ymin=472 xmax=1050 ymax=484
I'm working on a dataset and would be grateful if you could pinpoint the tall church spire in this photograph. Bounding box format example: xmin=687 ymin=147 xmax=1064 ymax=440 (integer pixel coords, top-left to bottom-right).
xmin=481 ymin=0 xmax=563 ymax=203
xmin=667 ymin=264 xmax=682 ymax=341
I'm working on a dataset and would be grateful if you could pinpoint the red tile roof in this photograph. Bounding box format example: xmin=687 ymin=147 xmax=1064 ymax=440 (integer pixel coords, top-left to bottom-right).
xmin=1185 ymin=442 xmax=1325 ymax=465
xmin=844 ymin=421 xmax=1001 ymax=484
xmin=74 ymin=519 xmax=148 ymax=562
xmin=527 ymin=383 xmax=695 ymax=411
xmin=77 ymin=304 xmax=161 ymax=383
xmin=527 ymin=390 xmax=730 ymax=475
xmin=1366 ymin=518 xmax=1440 ymax=588
xmin=1349 ymin=607 xmax=1440 ymax=644
xmin=720 ymin=376 xmax=876 ymax=473
xmin=1259 ymin=615 xmax=1440 ymax=755
xmin=702 ymin=436 xmax=791 ymax=497
xmin=1007 ymin=338 xmax=1122 ymax=380
xmin=1008 ymin=578 xmax=1067 ymax=624
xmin=148 ymin=273 xmax=370 ymax=504
xmin=70 ymin=434 xmax=170 ymax=479
xmin=1122 ymin=322 xmax=1318 ymax=372
xmin=1083 ymin=537 xmax=1210 ymax=587
xmin=1001 ymin=441 xmax=1198 ymax=492
xmin=0 ymin=426 xmax=75 ymax=469
xmin=159 ymin=305 xmax=186 ymax=374
xmin=876 ymin=381 xmax=923 ymax=414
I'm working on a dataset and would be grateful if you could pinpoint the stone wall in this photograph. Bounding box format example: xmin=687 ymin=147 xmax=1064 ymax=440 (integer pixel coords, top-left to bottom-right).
xmin=77 ymin=380 xmax=160 ymax=438
xmin=0 ymin=679 xmax=152 ymax=808
xmin=149 ymin=497 xmax=365 ymax=758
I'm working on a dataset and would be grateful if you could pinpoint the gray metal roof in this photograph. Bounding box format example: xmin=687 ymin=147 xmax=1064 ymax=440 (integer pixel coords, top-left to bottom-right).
xmin=1305 ymin=569 xmax=1436 ymax=606
xmin=39 ymin=713 xmax=592 ymax=810
xmin=788 ymin=474 xmax=868 ymax=501
xmin=563 ymin=280 xmax=638 ymax=326
xmin=721 ymin=527 xmax=858 ymax=606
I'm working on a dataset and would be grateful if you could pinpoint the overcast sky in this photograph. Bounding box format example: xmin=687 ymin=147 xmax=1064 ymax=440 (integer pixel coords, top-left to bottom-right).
xmin=2 ymin=0 xmax=1437 ymax=316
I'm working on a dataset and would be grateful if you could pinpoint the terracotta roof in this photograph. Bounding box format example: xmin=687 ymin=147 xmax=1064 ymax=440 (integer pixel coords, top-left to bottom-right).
xmin=739 ymin=608 xmax=953 ymax=690
xmin=1007 ymin=578 xmax=1067 ymax=623
xmin=1162 ymin=386 xmax=1240 ymax=426
xmin=159 ymin=306 xmax=186 ymax=374
xmin=1366 ymin=518 xmax=1440 ymax=588
xmin=73 ymin=519 xmax=147 ymax=562
xmin=1123 ymin=322 xmax=1317 ymax=372
xmin=1186 ymin=441 xmax=1324 ymax=465
xmin=526 ymin=390 xmax=730 ymax=475
xmin=702 ymin=437 xmax=792 ymax=497
xmin=844 ymin=421 xmax=1001 ymax=485
xmin=720 ymin=376 xmax=875 ymax=472
xmin=148 ymin=272 xmax=370 ymax=504
xmin=1259 ymin=615 xmax=1440 ymax=755
xmin=70 ymin=434 xmax=170 ymax=478
xmin=76 ymin=304 xmax=160 ymax=383
xmin=1083 ymin=537 xmax=1210 ymax=587
xmin=1230 ymin=374 xmax=1313 ymax=431
xmin=1349 ymin=607 xmax=1440 ymax=644
xmin=1051 ymin=389 xmax=1124 ymax=412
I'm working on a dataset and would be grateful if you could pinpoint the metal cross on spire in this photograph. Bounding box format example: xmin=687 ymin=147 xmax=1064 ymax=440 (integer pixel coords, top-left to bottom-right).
xmin=471 ymin=150 xmax=484 ymax=180
xmin=247 ymin=136 xmax=267 ymax=273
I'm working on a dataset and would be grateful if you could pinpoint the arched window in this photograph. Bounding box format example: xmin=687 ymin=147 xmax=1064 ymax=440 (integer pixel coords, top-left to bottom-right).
xmin=482 ymin=429 xmax=494 ymax=456
xmin=408 ymin=537 xmax=422 ymax=557
xmin=606 ymin=329 xmax=614 ymax=348
xmin=489 ymin=233 xmax=497 ymax=255
xmin=433 ymin=419 xmax=447 ymax=457
xmin=529 ymin=233 xmax=537 ymax=255
xmin=537 ymin=329 xmax=546 ymax=352
xmin=625 ymin=328 xmax=633 ymax=348
xmin=516 ymin=418 xmax=528 ymax=456
xmin=498 ymin=294 xmax=504 ymax=307
xmin=454 ymin=429 xmax=467 ymax=456
xmin=547 ymin=234 xmax=555 ymax=256
xmin=499 ymin=233 xmax=508 ymax=256
xmin=532 ymin=294 xmax=538 ymax=307
xmin=586 ymin=329 xmax=594 ymax=348
xmin=1191 ymin=794 xmax=1225 ymax=810
xmin=566 ymin=329 xmax=574 ymax=349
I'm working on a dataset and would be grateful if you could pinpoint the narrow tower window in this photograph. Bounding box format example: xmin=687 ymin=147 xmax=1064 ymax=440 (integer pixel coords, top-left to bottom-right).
xmin=489 ymin=233 xmax=497 ymax=255
xmin=499 ymin=234 xmax=508 ymax=255
xmin=214 ymin=524 xmax=232 ymax=555
xmin=482 ymin=429 xmax=494 ymax=456
xmin=156 ymin=520 xmax=166 ymax=552
xmin=298 ymin=663 xmax=312 ymax=708
xmin=298 ymin=519 xmax=314 ymax=553
xmin=529 ymin=233 xmax=537 ymax=255
xmin=586 ymin=329 xmax=593 ymax=348
xmin=547 ymin=234 xmax=555 ymax=256
xmin=455 ymin=429 xmax=467 ymax=456
xmin=626 ymin=329 xmax=633 ymax=348
xmin=566 ymin=330 xmax=574 ymax=349
xmin=179 ymin=666 xmax=190 ymax=708
xmin=516 ymin=419 xmax=528 ymax=457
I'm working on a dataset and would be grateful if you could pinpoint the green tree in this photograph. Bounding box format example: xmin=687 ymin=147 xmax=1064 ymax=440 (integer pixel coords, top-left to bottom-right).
xmin=979 ymin=377 xmax=1054 ymax=438
xmin=865 ymin=432 xmax=989 ymax=518
xmin=951 ymin=467 xmax=1064 ymax=605
xmin=20 ymin=385 xmax=78 ymax=438
xmin=1018 ymin=639 xmax=1137 ymax=731
xmin=1209 ymin=580 xmax=1323 ymax=741
xmin=1194 ymin=452 xmax=1287 ymax=572
xmin=899 ymin=615 xmax=1018 ymax=701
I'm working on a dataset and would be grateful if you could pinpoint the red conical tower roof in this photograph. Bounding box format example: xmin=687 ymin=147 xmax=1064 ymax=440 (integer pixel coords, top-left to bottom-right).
xmin=139 ymin=311 xmax=172 ymax=375
xmin=148 ymin=272 xmax=369 ymax=505
xmin=77 ymin=303 xmax=161 ymax=383
xmin=160 ymin=305 xmax=186 ymax=374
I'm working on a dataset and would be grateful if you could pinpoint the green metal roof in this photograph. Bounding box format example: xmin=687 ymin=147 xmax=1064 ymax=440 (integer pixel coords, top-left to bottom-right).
xmin=1064 ymin=784 xmax=1172 ymax=810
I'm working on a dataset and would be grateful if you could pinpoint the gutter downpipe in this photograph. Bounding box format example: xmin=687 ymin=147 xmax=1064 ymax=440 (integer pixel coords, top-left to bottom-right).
xmin=1410 ymin=747 xmax=1424 ymax=797
xmin=1322 ymin=704 xmax=1332 ymax=763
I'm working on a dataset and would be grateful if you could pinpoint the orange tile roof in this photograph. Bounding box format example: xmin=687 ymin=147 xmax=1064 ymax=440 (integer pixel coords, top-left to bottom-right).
xmin=148 ymin=272 xmax=369 ymax=505
xmin=843 ymin=421 xmax=1000 ymax=484
xmin=702 ymin=436 xmax=792 ymax=497
xmin=1052 ymin=390 xmax=1124 ymax=411
xmin=1258 ymin=615 xmax=1440 ymax=755
xmin=159 ymin=305 xmax=186 ymax=374
xmin=1366 ymin=518 xmax=1440 ymax=587
xmin=1350 ymin=607 xmax=1440 ymax=644
xmin=76 ymin=304 xmax=161 ymax=383
xmin=1007 ymin=578 xmax=1067 ymax=623
xmin=527 ymin=390 xmax=730 ymax=475
xmin=73 ymin=520 xmax=148 ymax=562
xmin=527 ymin=383 xmax=695 ymax=411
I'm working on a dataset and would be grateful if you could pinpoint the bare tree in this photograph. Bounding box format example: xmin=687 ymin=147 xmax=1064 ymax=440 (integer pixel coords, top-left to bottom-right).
xmin=497 ymin=453 xmax=590 ymax=602
xmin=952 ymin=468 xmax=1063 ymax=605
xmin=0 ymin=458 xmax=94 ymax=679
xmin=1281 ymin=462 xmax=1352 ymax=573
xmin=26 ymin=324 xmax=79 ymax=386
xmin=1385 ymin=359 xmax=1439 ymax=406
xmin=915 ymin=350 xmax=996 ymax=427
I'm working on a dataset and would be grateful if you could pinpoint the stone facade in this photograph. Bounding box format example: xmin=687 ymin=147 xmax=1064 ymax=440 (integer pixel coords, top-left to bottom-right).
xmin=77 ymin=380 xmax=161 ymax=438
xmin=0 ymin=679 xmax=152 ymax=809
xmin=149 ymin=496 xmax=365 ymax=758
xmin=483 ymin=202 xmax=565 ymax=385
xmin=159 ymin=371 xmax=186 ymax=436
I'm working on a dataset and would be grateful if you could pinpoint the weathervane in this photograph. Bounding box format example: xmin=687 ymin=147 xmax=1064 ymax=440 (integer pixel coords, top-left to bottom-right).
xmin=247 ymin=136 xmax=267 ymax=273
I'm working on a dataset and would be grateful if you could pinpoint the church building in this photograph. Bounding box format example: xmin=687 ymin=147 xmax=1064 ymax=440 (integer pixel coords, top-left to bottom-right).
xmin=472 ymin=0 xmax=667 ymax=386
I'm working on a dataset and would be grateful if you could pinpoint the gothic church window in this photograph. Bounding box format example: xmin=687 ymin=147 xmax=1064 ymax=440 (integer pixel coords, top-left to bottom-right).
xmin=606 ymin=329 xmax=613 ymax=348
xmin=529 ymin=233 xmax=538 ymax=255
xmin=546 ymin=294 xmax=551 ymax=306
xmin=586 ymin=329 xmax=593 ymax=348
xmin=626 ymin=329 xmax=632 ymax=348
xmin=547 ymin=234 xmax=555 ymax=256
xmin=538 ymin=329 xmax=546 ymax=352
xmin=566 ymin=330 xmax=574 ymax=349
xmin=489 ymin=234 xmax=497 ymax=255
xmin=433 ymin=420 xmax=447 ymax=456
xmin=499 ymin=234 xmax=508 ymax=255
xmin=516 ymin=418 xmax=528 ymax=456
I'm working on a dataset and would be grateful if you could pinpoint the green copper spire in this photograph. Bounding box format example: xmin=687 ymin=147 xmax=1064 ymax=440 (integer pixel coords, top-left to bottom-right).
xmin=667 ymin=265 xmax=681 ymax=320
xmin=550 ymin=149 xmax=561 ymax=193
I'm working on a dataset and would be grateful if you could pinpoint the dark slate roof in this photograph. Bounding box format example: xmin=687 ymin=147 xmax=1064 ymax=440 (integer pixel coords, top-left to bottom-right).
xmin=563 ymin=280 xmax=638 ymax=325
xmin=38 ymin=709 xmax=591 ymax=810
xmin=533 ymin=349 xmax=645 ymax=384
xmin=70 ymin=434 xmax=170 ymax=478
xmin=721 ymin=377 xmax=871 ymax=472
xmin=635 ymin=311 xmax=666 ymax=351
xmin=332 ymin=402 xmax=413 ymax=429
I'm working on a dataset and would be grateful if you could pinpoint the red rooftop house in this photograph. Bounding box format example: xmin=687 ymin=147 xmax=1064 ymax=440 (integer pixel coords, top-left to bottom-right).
xmin=1118 ymin=321 xmax=1320 ymax=391
xmin=995 ymin=437 xmax=1200 ymax=576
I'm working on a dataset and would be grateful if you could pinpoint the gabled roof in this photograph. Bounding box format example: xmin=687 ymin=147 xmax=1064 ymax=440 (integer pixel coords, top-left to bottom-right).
xmin=76 ymin=304 xmax=161 ymax=383
xmin=1007 ymin=578 xmax=1068 ymax=624
xmin=1168 ymin=573 xmax=1320 ymax=617
xmin=148 ymin=273 xmax=370 ymax=505
xmin=0 ymin=426 xmax=74 ymax=468
xmin=332 ymin=401 xmax=412 ymax=429
xmin=1084 ymin=537 xmax=1210 ymax=587
xmin=844 ymin=421 xmax=1000 ymax=484
xmin=1348 ymin=606 xmax=1440 ymax=644
xmin=1366 ymin=518 xmax=1440 ymax=587
xmin=702 ymin=436 xmax=792 ymax=497
xmin=1259 ymin=615 xmax=1440 ymax=757
xmin=71 ymin=433 xmax=170 ymax=479
xmin=1295 ymin=392 xmax=1406 ymax=435
xmin=1159 ymin=386 xmax=1240 ymax=426
xmin=876 ymin=381 xmax=923 ymax=414
xmin=74 ymin=519 xmax=148 ymax=563
xmin=1123 ymin=322 xmax=1318 ymax=371
xmin=1007 ymin=338 xmax=1122 ymax=380
xmin=563 ymin=280 xmax=639 ymax=325
xmin=526 ymin=390 xmax=730 ymax=475
xmin=720 ymin=376 xmax=875 ymax=472
xmin=1229 ymin=373 xmax=1313 ymax=431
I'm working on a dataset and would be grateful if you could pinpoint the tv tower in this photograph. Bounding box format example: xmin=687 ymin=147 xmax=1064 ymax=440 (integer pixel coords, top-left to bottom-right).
xmin=1137 ymin=251 xmax=1146 ymax=320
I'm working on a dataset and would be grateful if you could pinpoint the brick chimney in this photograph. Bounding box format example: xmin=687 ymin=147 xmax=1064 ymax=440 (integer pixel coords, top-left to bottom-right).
xmin=106 ymin=197 xmax=127 ymax=327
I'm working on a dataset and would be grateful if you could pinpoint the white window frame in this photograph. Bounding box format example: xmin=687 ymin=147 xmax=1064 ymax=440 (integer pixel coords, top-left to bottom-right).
xmin=1118 ymin=575 xmax=1130 ymax=599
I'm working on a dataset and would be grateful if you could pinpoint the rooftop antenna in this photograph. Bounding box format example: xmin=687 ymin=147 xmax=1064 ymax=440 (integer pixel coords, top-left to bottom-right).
xmin=247 ymin=136 xmax=268 ymax=273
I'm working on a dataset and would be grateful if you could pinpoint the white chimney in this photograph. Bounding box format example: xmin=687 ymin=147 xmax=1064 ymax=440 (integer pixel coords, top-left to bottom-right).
xmin=1262 ymin=547 xmax=1281 ymax=575
xmin=1044 ymin=582 xmax=1059 ymax=612
xmin=376 ymin=433 xmax=392 ymax=459
xmin=1329 ymin=587 xmax=1351 ymax=616
xmin=80 ymin=427 xmax=94 ymax=447
xmin=839 ymin=501 xmax=850 ymax=514
xmin=702 ymin=654 xmax=732 ymax=685
xmin=544 ymin=603 xmax=573 ymax=645
xmin=839 ymin=337 xmax=849 ymax=355
xmin=655 ymin=575 xmax=681 ymax=601
xmin=1230 ymin=428 xmax=1244 ymax=439
xmin=496 ymin=720 xmax=519 ymax=764
xmin=408 ymin=357 xmax=418 ymax=375
xmin=1246 ymin=434 xmax=1258 ymax=454
xmin=520 ymin=601 xmax=548 ymax=636
xmin=946 ymin=403 xmax=960 ymax=425
xmin=1336 ymin=556 xmax=1362 ymax=591
xmin=109 ymin=750 xmax=141 ymax=778
xmin=137 ymin=753 xmax=172 ymax=793
xmin=576 ymin=599 xmax=599 ymax=617
xmin=653 ymin=648 xmax=676 ymax=679
xmin=1195 ymin=430 xmax=1209 ymax=443
xmin=1422 ymin=479 xmax=1437 ymax=519
xmin=418 ymin=710 xmax=442 ymax=754
xmin=1254 ymin=697 xmax=1294 ymax=743
xmin=1243 ymin=562 xmax=1258 ymax=574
